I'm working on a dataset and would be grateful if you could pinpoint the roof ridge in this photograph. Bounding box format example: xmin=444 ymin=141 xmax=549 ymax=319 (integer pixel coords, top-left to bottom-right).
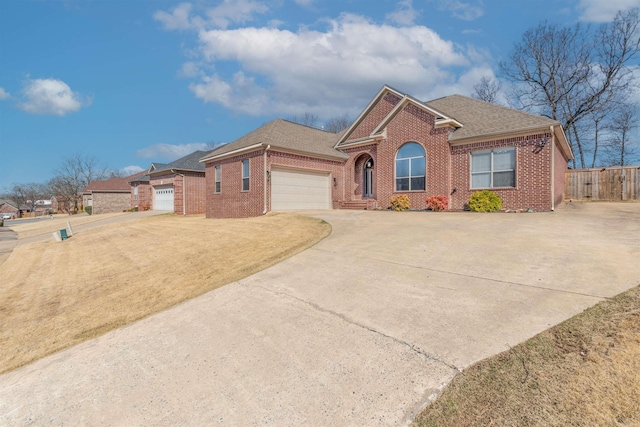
xmin=427 ymin=94 xmax=558 ymax=123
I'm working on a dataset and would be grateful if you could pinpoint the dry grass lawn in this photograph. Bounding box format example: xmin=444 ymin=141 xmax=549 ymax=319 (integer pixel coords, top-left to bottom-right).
xmin=413 ymin=285 xmax=640 ymax=427
xmin=0 ymin=213 xmax=330 ymax=374
xmin=8 ymin=212 xmax=130 ymax=239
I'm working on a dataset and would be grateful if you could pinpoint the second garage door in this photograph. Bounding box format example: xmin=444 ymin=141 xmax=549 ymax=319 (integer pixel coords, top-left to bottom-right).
xmin=271 ymin=168 xmax=331 ymax=210
xmin=153 ymin=186 xmax=174 ymax=211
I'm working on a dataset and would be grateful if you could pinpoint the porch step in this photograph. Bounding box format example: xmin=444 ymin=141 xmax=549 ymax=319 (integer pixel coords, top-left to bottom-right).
xmin=340 ymin=201 xmax=369 ymax=210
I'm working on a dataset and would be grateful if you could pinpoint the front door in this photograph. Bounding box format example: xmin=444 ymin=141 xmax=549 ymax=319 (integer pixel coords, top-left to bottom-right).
xmin=363 ymin=159 xmax=374 ymax=198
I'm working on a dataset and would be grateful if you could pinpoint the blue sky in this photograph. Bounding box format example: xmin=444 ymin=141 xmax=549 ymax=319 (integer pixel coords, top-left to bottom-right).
xmin=1 ymin=0 xmax=638 ymax=189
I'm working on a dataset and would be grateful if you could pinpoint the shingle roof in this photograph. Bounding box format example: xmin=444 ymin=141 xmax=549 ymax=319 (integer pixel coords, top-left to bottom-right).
xmin=201 ymin=119 xmax=347 ymax=162
xmin=83 ymin=171 xmax=146 ymax=193
xmin=426 ymin=95 xmax=561 ymax=142
xmin=149 ymin=151 xmax=208 ymax=174
xmin=129 ymin=174 xmax=150 ymax=183
xmin=0 ymin=199 xmax=18 ymax=208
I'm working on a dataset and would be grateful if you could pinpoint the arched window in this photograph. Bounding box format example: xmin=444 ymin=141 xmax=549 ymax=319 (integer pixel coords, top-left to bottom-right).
xmin=395 ymin=142 xmax=425 ymax=191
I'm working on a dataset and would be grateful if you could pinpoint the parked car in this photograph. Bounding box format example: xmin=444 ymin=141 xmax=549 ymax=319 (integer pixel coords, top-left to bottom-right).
xmin=2 ymin=214 xmax=13 ymax=220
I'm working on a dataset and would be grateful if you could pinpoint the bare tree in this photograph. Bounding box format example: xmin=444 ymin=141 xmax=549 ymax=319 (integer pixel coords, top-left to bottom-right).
xmin=7 ymin=182 xmax=50 ymax=213
xmin=288 ymin=112 xmax=320 ymax=128
xmin=324 ymin=114 xmax=351 ymax=133
xmin=472 ymin=76 xmax=502 ymax=104
xmin=49 ymin=153 xmax=110 ymax=213
xmin=604 ymin=103 xmax=639 ymax=166
xmin=500 ymin=8 xmax=640 ymax=168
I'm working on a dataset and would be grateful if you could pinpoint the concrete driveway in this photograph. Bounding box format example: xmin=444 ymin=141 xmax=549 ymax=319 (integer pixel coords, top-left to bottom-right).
xmin=1 ymin=203 xmax=638 ymax=425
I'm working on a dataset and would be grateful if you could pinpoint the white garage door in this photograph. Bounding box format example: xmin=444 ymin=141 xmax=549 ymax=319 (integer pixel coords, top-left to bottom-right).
xmin=153 ymin=186 xmax=174 ymax=211
xmin=271 ymin=168 xmax=331 ymax=210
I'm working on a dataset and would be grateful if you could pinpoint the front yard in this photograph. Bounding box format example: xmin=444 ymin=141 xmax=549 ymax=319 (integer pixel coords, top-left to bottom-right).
xmin=0 ymin=213 xmax=330 ymax=374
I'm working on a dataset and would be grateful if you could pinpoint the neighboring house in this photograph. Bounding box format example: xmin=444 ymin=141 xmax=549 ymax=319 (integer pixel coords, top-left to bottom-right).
xmin=33 ymin=199 xmax=54 ymax=214
xmin=83 ymin=171 xmax=146 ymax=214
xmin=131 ymin=151 xmax=208 ymax=214
xmin=0 ymin=200 xmax=19 ymax=218
xmin=200 ymin=85 xmax=573 ymax=218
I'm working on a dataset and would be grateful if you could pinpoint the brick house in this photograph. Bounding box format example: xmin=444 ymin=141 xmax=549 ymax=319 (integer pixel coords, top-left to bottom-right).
xmin=201 ymin=85 xmax=573 ymax=218
xmin=83 ymin=171 xmax=146 ymax=214
xmin=130 ymin=151 xmax=207 ymax=215
xmin=0 ymin=200 xmax=19 ymax=218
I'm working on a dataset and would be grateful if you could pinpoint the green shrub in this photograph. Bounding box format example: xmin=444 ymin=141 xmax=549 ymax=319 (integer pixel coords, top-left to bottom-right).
xmin=85 ymin=206 xmax=92 ymax=215
xmin=426 ymin=195 xmax=449 ymax=211
xmin=390 ymin=194 xmax=411 ymax=211
xmin=468 ymin=190 xmax=502 ymax=212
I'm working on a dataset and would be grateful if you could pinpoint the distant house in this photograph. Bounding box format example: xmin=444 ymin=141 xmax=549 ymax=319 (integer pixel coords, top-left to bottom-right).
xmin=83 ymin=171 xmax=146 ymax=214
xmin=130 ymin=151 xmax=208 ymax=215
xmin=0 ymin=200 xmax=19 ymax=218
xmin=200 ymin=85 xmax=573 ymax=218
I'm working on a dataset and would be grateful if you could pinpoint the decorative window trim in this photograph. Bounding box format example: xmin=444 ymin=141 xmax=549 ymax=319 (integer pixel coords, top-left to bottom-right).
xmin=214 ymin=165 xmax=221 ymax=193
xmin=241 ymin=159 xmax=250 ymax=192
xmin=470 ymin=147 xmax=516 ymax=189
xmin=395 ymin=142 xmax=426 ymax=192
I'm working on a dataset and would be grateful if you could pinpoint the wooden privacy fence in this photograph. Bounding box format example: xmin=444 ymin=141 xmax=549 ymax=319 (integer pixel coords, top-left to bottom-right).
xmin=565 ymin=166 xmax=640 ymax=201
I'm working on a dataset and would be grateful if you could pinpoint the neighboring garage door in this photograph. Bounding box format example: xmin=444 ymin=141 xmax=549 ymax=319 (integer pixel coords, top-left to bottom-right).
xmin=153 ymin=186 xmax=174 ymax=211
xmin=271 ymin=168 xmax=331 ymax=210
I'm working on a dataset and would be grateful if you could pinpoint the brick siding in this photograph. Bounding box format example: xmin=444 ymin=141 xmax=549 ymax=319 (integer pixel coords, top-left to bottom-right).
xmin=131 ymin=182 xmax=152 ymax=211
xmin=146 ymin=172 xmax=206 ymax=214
xmin=90 ymin=192 xmax=130 ymax=214
xmin=205 ymin=149 xmax=345 ymax=218
xmin=342 ymin=102 xmax=451 ymax=211
xmin=450 ymin=133 xmax=554 ymax=211
xmin=206 ymin=151 xmax=265 ymax=218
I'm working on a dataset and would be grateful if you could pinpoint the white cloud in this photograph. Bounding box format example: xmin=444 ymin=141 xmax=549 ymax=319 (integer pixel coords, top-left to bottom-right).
xmin=121 ymin=165 xmax=145 ymax=176
xmin=184 ymin=13 xmax=475 ymax=116
xmin=19 ymin=78 xmax=90 ymax=116
xmin=0 ymin=87 xmax=10 ymax=100
xmin=154 ymin=0 xmax=268 ymax=30
xmin=205 ymin=0 xmax=268 ymax=29
xmin=179 ymin=61 xmax=203 ymax=78
xmin=386 ymin=0 xmax=419 ymax=26
xmin=135 ymin=142 xmax=210 ymax=160
xmin=294 ymin=0 xmax=315 ymax=7
xmin=436 ymin=0 xmax=485 ymax=21
xmin=153 ymin=3 xmax=197 ymax=30
xmin=578 ymin=0 xmax=640 ymax=22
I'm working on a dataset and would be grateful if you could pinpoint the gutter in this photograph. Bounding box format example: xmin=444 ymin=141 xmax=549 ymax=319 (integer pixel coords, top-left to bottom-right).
xmin=263 ymin=145 xmax=270 ymax=215
xmin=200 ymin=143 xmax=264 ymax=163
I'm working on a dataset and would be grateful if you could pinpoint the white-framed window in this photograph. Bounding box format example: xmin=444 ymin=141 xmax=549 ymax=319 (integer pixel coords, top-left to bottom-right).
xmin=215 ymin=165 xmax=221 ymax=193
xmin=242 ymin=159 xmax=249 ymax=191
xmin=395 ymin=142 xmax=426 ymax=191
xmin=471 ymin=148 xmax=516 ymax=189
xmin=133 ymin=184 xmax=138 ymax=200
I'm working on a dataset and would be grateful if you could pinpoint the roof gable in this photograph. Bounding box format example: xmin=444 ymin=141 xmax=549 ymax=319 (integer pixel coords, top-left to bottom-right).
xmin=335 ymin=85 xmax=462 ymax=148
xmin=335 ymin=86 xmax=404 ymax=146
xmin=149 ymin=150 xmax=208 ymax=175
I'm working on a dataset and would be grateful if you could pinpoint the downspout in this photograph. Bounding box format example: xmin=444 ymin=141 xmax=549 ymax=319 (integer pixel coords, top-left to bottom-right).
xmin=550 ymin=126 xmax=555 ymax=211
xmin=263 ymin=145 xmax=270 ymax=215
xmin=176 ymin=173 xmax=186 ymax=215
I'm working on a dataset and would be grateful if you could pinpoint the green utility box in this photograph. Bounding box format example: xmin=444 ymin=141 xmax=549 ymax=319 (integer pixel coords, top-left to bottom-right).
xmin=60 ymin=229 xmax=68 ymax=240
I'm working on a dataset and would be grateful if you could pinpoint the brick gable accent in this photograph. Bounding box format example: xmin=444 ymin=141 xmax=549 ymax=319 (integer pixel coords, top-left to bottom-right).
xmin=347 ymin=92 xmax=402 ymax=141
